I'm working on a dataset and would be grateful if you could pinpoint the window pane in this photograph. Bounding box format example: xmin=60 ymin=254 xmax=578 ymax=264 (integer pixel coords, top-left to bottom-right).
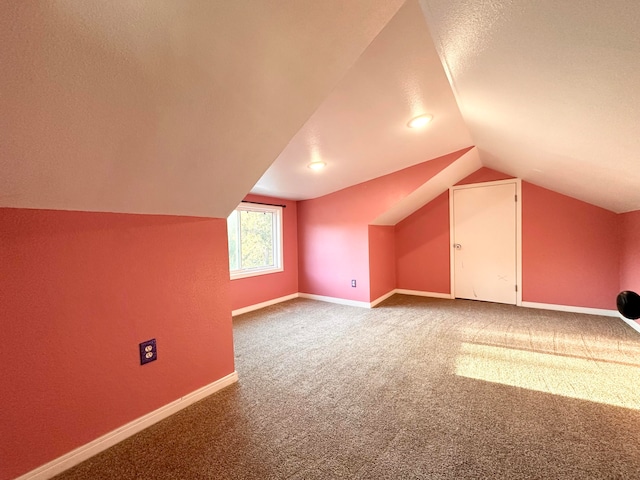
xmin=228 ymin=202 xmax=282 ymax=279
xmin=240 ymin=210 xmax=274 ymax=269
xmin=227 ymin=210 xmax=239 ymax=271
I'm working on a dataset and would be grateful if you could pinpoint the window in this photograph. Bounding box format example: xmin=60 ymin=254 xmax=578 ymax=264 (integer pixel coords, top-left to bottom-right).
xmin=227 ymin=202 xmax=283 ymax=279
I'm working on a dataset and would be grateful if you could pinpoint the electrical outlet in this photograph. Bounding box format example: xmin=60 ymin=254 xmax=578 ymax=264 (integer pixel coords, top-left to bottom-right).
xmin=139 ymin=339 xmax=157 ymax=365
xmin=351 ymin=279 xmax=356 ymax=287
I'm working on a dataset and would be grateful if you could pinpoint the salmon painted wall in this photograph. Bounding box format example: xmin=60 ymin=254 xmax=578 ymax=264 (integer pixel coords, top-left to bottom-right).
xmin=618 ymin=210 xmax=640 ymax=292
xmin=521 ymin=183 xmax=619 ymax=309
xmin=0 ymin=208 xmax=235 ymax=480
xmin=455 ymin=167 xmax=514 ymax=185
xmin=298 ymin=148 xmax=470 ymax=302
xmin=395 ymin=167 xmax=620 ymax=310
xmin=368 ymin=225 xmax=396 ymax=301
xmin=297 ymin=216 xmax=370 ymax=301
xmin=395 ymin=191 xmax=450 ymax=294
xmin=395 ymin=168 xmax=511 ymax=295
xmin=230 ymin=194 xmax=298 ymax=311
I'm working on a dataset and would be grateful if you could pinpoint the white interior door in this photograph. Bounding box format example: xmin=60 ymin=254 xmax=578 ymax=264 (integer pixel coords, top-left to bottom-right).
xmin=452 ymin=182 xmax=517 ymax=304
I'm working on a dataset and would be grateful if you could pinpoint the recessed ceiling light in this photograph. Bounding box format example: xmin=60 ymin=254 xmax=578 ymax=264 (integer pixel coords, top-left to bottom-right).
xmin=407 ymin=114 xmax=433 ymax=129
xmin=307 ymin=161 xmax=326 ymax=171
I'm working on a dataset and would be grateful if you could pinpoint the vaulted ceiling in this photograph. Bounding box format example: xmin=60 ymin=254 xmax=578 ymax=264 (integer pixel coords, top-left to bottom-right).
xmin=2 ymin=1 xmax=639 ymax=218
xmin=0 ymin=0 xmax=405 ymax=218
xmin=421 ymin=0 xmax=640 ymax=213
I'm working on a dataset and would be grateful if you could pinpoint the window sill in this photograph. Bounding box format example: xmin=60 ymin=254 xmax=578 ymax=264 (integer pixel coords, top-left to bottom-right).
xmin=230 ymin=267 xmax=284 ymax=281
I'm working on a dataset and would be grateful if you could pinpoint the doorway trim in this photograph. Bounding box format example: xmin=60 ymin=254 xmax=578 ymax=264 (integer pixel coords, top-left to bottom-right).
xmin=449 ymin=178 xmax=522 ymax=306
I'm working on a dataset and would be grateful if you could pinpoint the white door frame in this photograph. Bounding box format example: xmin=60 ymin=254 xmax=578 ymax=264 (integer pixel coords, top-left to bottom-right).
xmin=449 ymin=178 xmax=522 ymax=306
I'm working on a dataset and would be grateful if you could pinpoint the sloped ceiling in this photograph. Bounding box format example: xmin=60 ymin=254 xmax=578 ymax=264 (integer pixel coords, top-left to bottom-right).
xmin=2 ymin=1 xmax=639 ymax=217
xmin=253 ymin=0 xmax=472 ymax=200
xmin=0 ymin=0 xmax=405 ymax=218
xmin=371 ymin=146 xmax=481 ymax=226
xmin=257 ymin=0 xmax=640 ymax=213
xmin=420 ymin=0 xmax=640 ymax=213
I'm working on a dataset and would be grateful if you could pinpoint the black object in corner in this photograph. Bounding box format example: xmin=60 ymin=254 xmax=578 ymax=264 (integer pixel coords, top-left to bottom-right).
xmin=617 ymin=291 xmax=640 ymax=320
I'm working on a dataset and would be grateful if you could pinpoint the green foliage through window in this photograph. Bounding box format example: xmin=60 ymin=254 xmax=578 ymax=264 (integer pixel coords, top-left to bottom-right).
xmin=227 ymin=203 xmax=283 ymax=278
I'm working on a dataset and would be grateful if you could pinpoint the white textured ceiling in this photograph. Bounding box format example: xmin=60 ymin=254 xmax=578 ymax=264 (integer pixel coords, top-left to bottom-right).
xmin=420 ymin=0 xmax=640 ymax=213
xmin=0 ymin=0 xmax=404 ymax=218
xmin=252 ymin=0 xmax=472 ymax=200
xmin=258 ymin=0 xmax=640 ymax=212
xmin=2 ymin=0 xmax=639 ymax=217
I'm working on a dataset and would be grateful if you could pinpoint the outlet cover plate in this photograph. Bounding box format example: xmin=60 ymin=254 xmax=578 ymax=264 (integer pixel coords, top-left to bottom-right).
xmin=139 ymin=339 xmax=157 ymax=365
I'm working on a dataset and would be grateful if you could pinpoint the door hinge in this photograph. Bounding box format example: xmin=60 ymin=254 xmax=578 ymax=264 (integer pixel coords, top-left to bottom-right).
xmin=515 ymin=194 xmax=518 ymax=202
xmin=515 ymin=284 xmax=518 ymax=292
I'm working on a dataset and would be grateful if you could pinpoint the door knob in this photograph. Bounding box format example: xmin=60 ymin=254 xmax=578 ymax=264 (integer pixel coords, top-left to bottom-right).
xmin=454 ymin=243 xmax=462 ymax=250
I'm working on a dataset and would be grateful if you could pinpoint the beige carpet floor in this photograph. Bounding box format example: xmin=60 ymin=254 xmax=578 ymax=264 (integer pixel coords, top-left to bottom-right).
xmin=55 ymin=295 xmax=640 ymax=479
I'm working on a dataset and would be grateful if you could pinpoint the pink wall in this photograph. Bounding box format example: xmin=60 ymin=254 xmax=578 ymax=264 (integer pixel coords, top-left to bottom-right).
xmin=298 ymin=148 xmax=471 ymax=302
xmin=0 ymin=208 xmax=235 ymax=480
xmin=298 ymin=220 xmax=371 ymax=301
xmin=395 ymin=191 xmax=450 ymax=294
xmin=456 ymin=167 xmax=514 ymax=185
xmin=368 ymin=225 xmax=396 ymax=301
xmin=230 ymin=194 xmax=298 ymax=311
xmin=394 ymin=167 xmax=621 ymax=311
xmin=395 ymin=167 xmax=510 ymax=295
xmin=618 ymin=210 xmax=640 ymax=292
xmin=522 ymin=182 xmax=619 ymax=309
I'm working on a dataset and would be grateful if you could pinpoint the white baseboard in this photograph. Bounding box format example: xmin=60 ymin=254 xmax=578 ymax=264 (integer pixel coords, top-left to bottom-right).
xmin=619 ymin=314 xmax=640 ymax=335
xmin=239 ymin=292 xmax=620 ymax=322
xmin=521 ymin=301 xmax=618 ymax=317
xmin=17 ymin=371 xmax=239 ymax=480
xmin=232 ymin=293 xmax=299 ymax=316
xmin=298 ymin=292 xmax=372 ymax=309
xmin=236 ymin=291 xmax=393 ymax=311
xmin=395 ymin=289 xmax=453 ymax=299
xmin=370 ymin=290 xmax=396 ymax=307
xmin=299 ymin=290 xmax=453 ymax=309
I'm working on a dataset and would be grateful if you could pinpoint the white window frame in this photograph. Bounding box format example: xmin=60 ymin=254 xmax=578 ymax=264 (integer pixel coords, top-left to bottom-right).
xmin=228 ymin=202 xmax=283 ymax=280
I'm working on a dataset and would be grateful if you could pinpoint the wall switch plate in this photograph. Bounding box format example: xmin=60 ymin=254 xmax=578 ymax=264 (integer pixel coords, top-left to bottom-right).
xmin=139 ymin=339 xmax=157 ymax=365
xmin=351 ymin=279 xmax=356 ymax=287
